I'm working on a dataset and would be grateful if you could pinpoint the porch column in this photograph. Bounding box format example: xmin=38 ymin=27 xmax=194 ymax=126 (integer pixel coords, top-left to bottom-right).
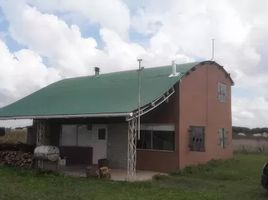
xmin=34 ymin=119 xmax=46 ymax=146
xmin=127 ymin=117 xmax=137 ymax=181
xmin=34 ymin=119 xmax=47 ymax=169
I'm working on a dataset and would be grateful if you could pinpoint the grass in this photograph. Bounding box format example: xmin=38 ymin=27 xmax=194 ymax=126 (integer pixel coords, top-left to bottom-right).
xmin=0 ymin=129 xmax=27 ymax=144
xmin=0 ymin=153 xmax=268 ymax=200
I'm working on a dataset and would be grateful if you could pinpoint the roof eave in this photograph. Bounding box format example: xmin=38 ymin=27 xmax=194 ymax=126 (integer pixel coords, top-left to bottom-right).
xmin=0 ymin=112 xmax=132 ymax=120
xmin=200 ymin=60 xmax=235 ymax=85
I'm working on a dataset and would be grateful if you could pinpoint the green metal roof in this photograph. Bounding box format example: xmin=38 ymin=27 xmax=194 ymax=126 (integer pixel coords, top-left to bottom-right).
xmin=0 ymin=62 xmax=200 ymax=119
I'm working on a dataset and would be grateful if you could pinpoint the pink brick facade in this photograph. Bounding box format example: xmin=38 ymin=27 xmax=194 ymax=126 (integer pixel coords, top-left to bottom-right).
xmin=137 ymin=62 xmax=233 ymax=172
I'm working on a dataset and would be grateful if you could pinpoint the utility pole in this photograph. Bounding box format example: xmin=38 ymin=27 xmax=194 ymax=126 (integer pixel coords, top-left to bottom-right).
xmin=137 ymin=58 xmax=142 ymax=140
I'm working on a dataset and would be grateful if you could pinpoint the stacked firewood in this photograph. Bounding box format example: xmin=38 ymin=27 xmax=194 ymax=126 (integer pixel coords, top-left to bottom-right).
xmin=0 ymin=151 xmax=33 ymax=169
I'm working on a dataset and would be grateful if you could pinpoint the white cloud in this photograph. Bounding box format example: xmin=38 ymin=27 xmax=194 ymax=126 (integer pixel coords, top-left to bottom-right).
xmin=1 ymin=2 xmax=106 ymax=77
xmin=26 ymin=0 xmax=130 ymax=39
xmin=0 ymin=38 xmax=60 ymax=106
xmin=0 ymin=1 xmax=192 ymax=73
xmin=233 ymin=97 xmax=268 ymax=128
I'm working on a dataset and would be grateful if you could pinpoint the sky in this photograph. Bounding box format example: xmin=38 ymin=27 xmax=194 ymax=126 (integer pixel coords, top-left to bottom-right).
xmin=0 ymin=0 xmax=268 ymax=128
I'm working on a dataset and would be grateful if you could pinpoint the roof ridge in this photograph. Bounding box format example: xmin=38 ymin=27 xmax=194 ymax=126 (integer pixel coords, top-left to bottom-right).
xmin=63 ymin=61 xmax=201 ymax=81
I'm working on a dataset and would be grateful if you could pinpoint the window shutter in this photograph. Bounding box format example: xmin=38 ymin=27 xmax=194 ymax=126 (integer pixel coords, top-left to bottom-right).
xmin=218 ymin=83 xmax=221 ymax=100
xmin=218 ymin=83 xmax=227 ymax=102
xmin=224 ymin=86 xmax=226 ymax=100
xmin=224 ymin=130 xmax=229 ymax=146
xmin=189 ymin=126 xmax=205 ymax=152
xmin=218 ymin=129 xmax=222 ymax=146
xmin=188 ymin=127 xmax=193 ymax=150
xmin=200 ymin=128 xmax=205 ymax=151
xmin=195 ymin=130 xmax=201 ymax=151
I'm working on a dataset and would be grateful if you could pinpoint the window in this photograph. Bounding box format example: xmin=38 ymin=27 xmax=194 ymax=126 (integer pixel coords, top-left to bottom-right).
xmin=218 ymin=128 xmax=228 ymax=148
xmin=61 ymin=124 xmax=92 ymax=147
xmin=98 ymin=128 xmax=106 ymax=140
xmin=189 ymin=126 xmax=205 ymax=152
xmin=153 ymin=131 xmax=174 ymax=150
xmin=218 ymin=82 xmax=227 ymax=102
xmin=78 ymin=125 xmax=92 ymax=146
xmin=138 ymin=130 xmax=152 ymax=149
xmin=61 ymin=125 xmax=77 ymax=146
xmin=137 ymin=125 xmax=175 ymax=151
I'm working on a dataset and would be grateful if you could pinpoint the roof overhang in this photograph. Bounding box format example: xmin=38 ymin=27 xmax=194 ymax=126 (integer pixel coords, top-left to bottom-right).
xmin=0 ymin=112 xmax=132 ymax=120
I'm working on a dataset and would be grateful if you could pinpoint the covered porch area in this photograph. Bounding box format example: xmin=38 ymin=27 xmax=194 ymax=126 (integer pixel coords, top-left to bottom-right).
xmin=33 ymin=112 xmax=175 ymax=181
xmin=33 ymin=116 xmax=140 ymax=181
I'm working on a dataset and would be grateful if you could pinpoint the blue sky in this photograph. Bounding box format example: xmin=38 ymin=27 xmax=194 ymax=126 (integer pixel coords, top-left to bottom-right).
xmin=0 ymin=0 xmax=268 ymax=128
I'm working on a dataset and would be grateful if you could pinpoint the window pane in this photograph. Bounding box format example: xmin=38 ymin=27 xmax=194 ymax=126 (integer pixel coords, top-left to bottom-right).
xmin=61 ymin=125 xmax=77 ymax=146
xmin=77 ymin=125 xmax=91 ymax=146
xmin=153 ymin=131 xmax=175 ymax=151
xmin=137 ymin=130 xmax=152 ymax=149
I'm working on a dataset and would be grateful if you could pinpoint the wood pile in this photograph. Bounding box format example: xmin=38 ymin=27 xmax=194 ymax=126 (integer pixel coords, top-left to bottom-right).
xmin=0 ymin=150 xmax=33 ymax=169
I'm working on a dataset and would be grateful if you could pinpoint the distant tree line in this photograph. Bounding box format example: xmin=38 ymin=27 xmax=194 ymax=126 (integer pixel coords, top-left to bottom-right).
xmin=233 ymin=126 xmax=268 ymax=135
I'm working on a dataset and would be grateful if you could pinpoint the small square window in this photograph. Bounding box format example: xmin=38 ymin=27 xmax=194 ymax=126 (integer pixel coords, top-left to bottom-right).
xmin=189 ymin=126 xmax=205 ymax=152
xmin=98 ymin=128 xmax=106 ymax=140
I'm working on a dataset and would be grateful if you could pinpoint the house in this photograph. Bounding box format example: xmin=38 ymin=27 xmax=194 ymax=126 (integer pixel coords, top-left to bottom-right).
xmin=0 ymin=60 xmax=234 ymax=178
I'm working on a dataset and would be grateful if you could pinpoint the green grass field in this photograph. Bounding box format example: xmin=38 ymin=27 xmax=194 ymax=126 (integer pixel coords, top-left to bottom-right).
xmin=0 ymin=153 xmax=267 ymax=200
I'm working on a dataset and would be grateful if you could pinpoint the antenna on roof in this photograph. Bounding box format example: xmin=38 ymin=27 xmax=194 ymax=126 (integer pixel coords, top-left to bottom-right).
xmin=211 ymin=38 xmax=215 ymax=61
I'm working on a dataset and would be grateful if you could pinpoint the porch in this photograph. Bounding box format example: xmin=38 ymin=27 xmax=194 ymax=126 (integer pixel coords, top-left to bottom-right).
xmin=59 ymin=165 xmax=165 ymax=181
xmin=33 ymin=115 xmax=177 ymax=180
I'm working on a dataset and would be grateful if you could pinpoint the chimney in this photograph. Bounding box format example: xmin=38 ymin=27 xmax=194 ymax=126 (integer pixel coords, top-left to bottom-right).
xmin=94 ymin=67 xmax=100 ymax=76
xmin=172 ymin=60 xmax=176 ymax=75
xmin=169 ymin=60 xmax=179 ymax=77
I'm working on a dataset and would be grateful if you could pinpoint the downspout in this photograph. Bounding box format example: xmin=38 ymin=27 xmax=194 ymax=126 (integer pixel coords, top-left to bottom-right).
xmin=177 ymin=79 xmax=182 ymax=169
xmin=206 ymin=65 xmax=209 ymax=127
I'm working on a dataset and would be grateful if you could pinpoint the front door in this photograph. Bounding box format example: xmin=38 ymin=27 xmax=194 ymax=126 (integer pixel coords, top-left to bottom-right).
xmin=92 ymin=125 xmax=108 ymax=164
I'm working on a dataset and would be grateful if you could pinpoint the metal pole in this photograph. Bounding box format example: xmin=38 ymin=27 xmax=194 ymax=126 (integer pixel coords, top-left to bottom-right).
xmin=137 ymin=59 xmax=142 ymax=140
xmin=127 ymin=118 xmax=137 ymax=181
xmin=127 ymin=59 xmax=142 ymax=181
xmin=211 ymin=38 xmax=215 ymax=61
